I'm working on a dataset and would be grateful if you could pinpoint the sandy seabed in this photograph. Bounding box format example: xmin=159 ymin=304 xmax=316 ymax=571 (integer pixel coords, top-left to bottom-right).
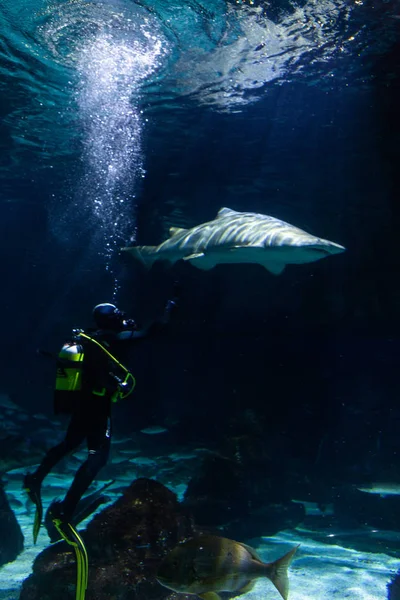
xmin=1 ymin=469 xmax=399 ymax=600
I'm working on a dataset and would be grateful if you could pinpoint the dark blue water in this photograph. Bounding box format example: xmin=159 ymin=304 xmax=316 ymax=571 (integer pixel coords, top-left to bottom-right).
xmin=0 ymin=0 xmax=399 ymax=543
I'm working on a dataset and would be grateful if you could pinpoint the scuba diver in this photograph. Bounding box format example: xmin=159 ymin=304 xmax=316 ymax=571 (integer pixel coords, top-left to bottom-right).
xmin=23 ymin=299 xmax=177 ymax=545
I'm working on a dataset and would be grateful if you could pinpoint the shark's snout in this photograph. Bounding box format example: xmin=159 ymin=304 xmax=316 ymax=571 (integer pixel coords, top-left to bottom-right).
xmin=312 ymin=240 xmax=346 ymax=256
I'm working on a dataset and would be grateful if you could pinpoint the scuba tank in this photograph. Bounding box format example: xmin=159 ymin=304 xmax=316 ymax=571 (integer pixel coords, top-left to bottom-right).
xmin=54 ymin=338 xmax=85 ymax=414
xmin=55 ymin=342 xmax=85 ymax=392
xmin=54 ymin=330 xmax=136 ymax=415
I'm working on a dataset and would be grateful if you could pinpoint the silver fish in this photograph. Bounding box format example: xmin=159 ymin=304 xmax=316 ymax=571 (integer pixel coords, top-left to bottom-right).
xmin=123 ymin=207 xmax=345 ymax=275
xmin=357 ymin=482 xmax=400 ymax=497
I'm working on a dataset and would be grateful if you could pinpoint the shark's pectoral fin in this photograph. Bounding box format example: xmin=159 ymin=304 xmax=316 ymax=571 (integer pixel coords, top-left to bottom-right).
xmin=182 ymin=252 xmax=204 ymax=261
xmin=199 ymin=593 xmax=221 ymax=600
xmin=182 ymin=253 xmax=215 ymax=270
xmin=264 ymin=262 xmax=285 ymax=275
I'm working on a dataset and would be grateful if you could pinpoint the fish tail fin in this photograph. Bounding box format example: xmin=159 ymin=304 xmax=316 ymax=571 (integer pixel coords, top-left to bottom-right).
xmin=263 ymin=544 xmax=299 ymax=600
xmin=121 ymin=245 xmax=158 ymax=269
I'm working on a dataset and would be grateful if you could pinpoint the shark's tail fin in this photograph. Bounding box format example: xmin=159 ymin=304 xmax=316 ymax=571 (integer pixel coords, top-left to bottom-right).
xmin=121 ymin=245 xmax=159 ymax=269
xmin=263 ymin=544 xmax=299 ymax=600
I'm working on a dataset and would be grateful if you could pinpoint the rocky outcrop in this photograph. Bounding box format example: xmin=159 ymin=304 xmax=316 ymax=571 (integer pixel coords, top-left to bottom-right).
xmin=20 ymin=478 xmax=196 ymax=600
xmin=0 ymin=479 xmax=24 ymax=566
xmin=182 ymin=445 xmax=305 ymax=540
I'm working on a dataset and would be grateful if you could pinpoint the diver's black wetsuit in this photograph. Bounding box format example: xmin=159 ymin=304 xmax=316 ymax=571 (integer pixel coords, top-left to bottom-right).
xmin=33 ymin=328 xmax=133 ymax=519
xmin=26 ymin=297 xmax=177 ymax=526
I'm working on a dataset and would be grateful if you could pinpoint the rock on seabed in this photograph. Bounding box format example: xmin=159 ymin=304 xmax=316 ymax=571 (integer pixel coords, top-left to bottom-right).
xmin=20 ymin=478 xmax=196 ymax=600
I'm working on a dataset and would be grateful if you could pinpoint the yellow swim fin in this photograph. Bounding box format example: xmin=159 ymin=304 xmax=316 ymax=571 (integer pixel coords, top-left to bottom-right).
xmin=52 ymin=516 xmax=89 ymax=600
xmin=23 ymin=473 xmax=43 ymax=544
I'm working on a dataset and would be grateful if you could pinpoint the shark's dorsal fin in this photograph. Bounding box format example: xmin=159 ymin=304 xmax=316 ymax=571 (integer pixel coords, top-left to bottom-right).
xmin=216 ymin=207 xmax=239 ymax=219
xmin=169 ymin=227 xmax=187 ymax=237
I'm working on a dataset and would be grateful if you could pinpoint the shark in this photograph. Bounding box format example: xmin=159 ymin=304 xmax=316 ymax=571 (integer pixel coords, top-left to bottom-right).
xmin=122 ymin=207 xmax=346 ymax=275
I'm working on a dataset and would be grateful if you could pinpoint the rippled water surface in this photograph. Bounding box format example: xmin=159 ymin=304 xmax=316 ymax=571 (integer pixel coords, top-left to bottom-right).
xmin=1 ymin=0 xmax=396 ymax=152
xmin=0 ymin=0 xmax=398 ymax=281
